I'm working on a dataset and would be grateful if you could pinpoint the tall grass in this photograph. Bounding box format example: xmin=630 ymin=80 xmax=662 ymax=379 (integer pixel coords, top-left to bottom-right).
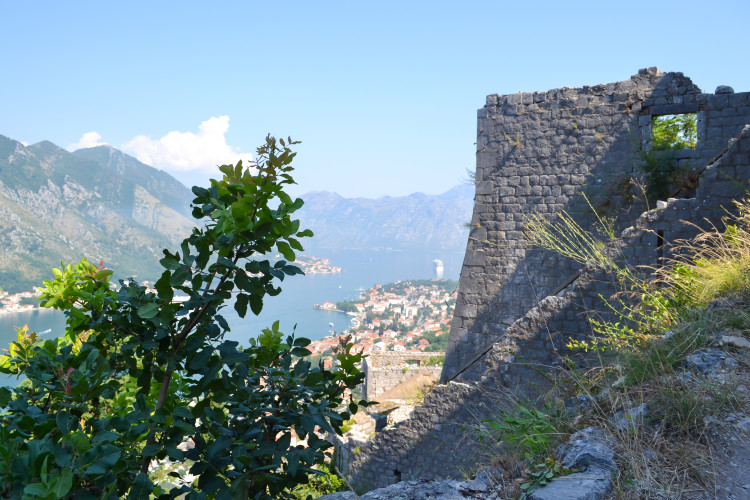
xmin=503 ymin=197 xmax=750 ymax=496
xmin=661 ymin=199 xmax=750 ymax=306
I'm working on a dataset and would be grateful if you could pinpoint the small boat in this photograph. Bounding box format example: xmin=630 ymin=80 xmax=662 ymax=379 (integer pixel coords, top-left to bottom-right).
xmin=329 ymin=322 xmax=334 ymax=327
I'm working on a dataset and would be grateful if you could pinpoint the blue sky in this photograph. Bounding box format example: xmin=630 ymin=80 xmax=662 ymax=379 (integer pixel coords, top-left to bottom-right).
xmin=1 ymin=1 xmax=748 ymax=198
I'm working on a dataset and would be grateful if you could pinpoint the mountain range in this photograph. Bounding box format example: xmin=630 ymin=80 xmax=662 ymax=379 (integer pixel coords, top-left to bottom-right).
xmin=0 ymin=134 xmax=472 ymax=293
xmin=0 ymin=135 xmax=194 ymax=293
xmin=297 ymin=186 xmax=472 ymax=253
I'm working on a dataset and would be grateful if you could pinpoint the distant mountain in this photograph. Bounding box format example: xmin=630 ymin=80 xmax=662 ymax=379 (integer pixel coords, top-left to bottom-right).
xmin=72 ymin=145 xmax=193 ymax=217
xmin=297 ymin=185 xmax=473 ymax=252
xmin=0 ymin=132 xmax=473 ymax=292
xmin=0 ymin=135 xmax=195 ymax=293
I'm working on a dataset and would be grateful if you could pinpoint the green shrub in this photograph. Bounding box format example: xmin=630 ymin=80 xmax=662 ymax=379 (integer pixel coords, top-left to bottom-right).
xmin=481 ymin=404 xmax=561 ymax=461
xmin=424 ymin=354 xmax=445 ymax=366
xmin=291 ymin=461 xmax=347 ymax=499
xmin=0 ymin=136 xmax=371 ymax=499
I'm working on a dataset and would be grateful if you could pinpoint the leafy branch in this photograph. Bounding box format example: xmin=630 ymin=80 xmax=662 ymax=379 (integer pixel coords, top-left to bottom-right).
xmin=0 ymin=136 xmax=371 ymax=499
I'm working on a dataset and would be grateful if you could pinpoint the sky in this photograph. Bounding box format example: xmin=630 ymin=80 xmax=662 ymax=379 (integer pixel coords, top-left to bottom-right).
xmin=1 ymin=1 xmax=749 ymax=198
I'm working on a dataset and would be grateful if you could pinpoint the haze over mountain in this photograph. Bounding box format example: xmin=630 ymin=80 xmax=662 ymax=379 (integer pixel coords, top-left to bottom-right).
xmin=0 ymin=134 xmax=472 ymax=293
xmin=297 ymin=186 xmax=473 ymax=253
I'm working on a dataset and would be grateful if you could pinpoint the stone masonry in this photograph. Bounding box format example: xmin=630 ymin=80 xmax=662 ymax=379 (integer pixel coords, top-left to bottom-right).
xmin=362 ymin=352 xmax=444 ymax=400
xmin=443 ymin=67 xmax=750 ymax=381
xmin=342 ymin=70 xmax=750 ymax=491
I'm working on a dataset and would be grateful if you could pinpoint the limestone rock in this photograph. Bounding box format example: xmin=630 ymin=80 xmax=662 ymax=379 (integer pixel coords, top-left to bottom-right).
xmin=609 ymin=403 xmax=650 ymax=431
xmin=359 ymin=479 xmax=469 ymax=500
xmin=720 ymin=335 xmax=750 ymax=350
xmin=736 ymin=416 xmax=750 ymax=434
xmin=318 ymin=492 xmax=359 ymax=500
xmin=527 ymin=470 xmax=613 ymax=500
xmin=529 ymin=427 xmax=616 ymax=500
xmin=684 ymin=348 xmax=738 ymax=375
xmin=558 ymin=427 xmax=617 ymax=472
xmin=564 ymin=394 xmax=597 ymax=417
xmin=318 ymin=473 xmax=498 ymax=500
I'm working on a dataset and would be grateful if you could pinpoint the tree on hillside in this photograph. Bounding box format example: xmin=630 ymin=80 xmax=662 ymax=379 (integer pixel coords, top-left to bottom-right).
xmin=0 ymin=136 xmax=370 ymax=499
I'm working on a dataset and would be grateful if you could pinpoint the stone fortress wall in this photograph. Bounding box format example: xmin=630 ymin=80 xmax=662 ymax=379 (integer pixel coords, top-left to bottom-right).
xmin=362 ymin=351 xmax=444 ymax=400
xmin=444 ymin=67 xmax=750 ymax=381
xmin=341 ymin=69 xmax=750 ymax=491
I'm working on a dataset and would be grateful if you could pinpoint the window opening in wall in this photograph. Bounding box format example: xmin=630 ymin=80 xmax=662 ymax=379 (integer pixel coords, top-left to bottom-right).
xmin=652 ymin=113 xmax=697 ymax=150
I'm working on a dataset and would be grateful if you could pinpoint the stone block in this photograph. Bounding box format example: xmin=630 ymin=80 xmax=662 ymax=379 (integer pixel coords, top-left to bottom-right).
xmin=475 ymin=180 xmax=493 ymax=195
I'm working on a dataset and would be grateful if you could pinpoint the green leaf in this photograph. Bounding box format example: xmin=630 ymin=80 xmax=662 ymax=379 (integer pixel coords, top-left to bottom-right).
xmin=279 ymin=191 xmax=292 ymax=206
xmin=234 ymin=293 xmax=249 ymax=318
xmin=249 ymin=294 xmax=263 ymax=316
xmin=189 ymin=347 xmax=213 ymax=371
xmin=234 ymin=270 xmax=253 ymax=292
xmin=23 ymin=483 xmax=48 ymax=498
xmin=0 ymin=387 xmax=11 ymax=406
xmin=276 ymin=240 xmax=295 ymax=261
xmin=94 ymin=269 xmax=113 ymax=280
xmin=160 ymin=251 xmax=181 ymax=270
xmin=288 ymin=237 xmax=304 ymax=251
xmin=282 ymin=265 xmax=304 ymax=276
xmin=137 ymin=303 xmax=160 ymax=319
xmin=91 ymin=430 xmax=120 ymax=445
xmin=142 ymin=444 xmax=161 ymax=457
xmin=85 ymin=444 xmax=122 ymax=475
xmin=287 ymin=450 xmax=299 ymax=477
xmin=294 ymin=337 xmax=311 ymax=347
xmin=66 ymin=432 xmax=91 ymax=454
xmin=291 ymin=347 xmax=311 ymax=357
xmin=304 ymin=372 xmax=324 ymax=386
xmin=128 ymin=472 xmax=154 ymax=499
xmin=172 ymin=406 xmax=193 ymax=420
xmin=155 ymin=271 xmax=174 ymax=303
xmin=56 ymin=411 xmax=73 ymax=434
xmin=51 ymin=469 xmax=73 ymax=497
xmin=170 ymin=265 xmax=190 ymax=286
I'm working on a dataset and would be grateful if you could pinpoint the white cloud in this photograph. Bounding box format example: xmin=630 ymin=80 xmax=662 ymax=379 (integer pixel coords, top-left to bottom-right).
xmin=68 ymin=131 xmax=108 ymax=151
xmin=122 ymin=116 xmax=251 ymax=174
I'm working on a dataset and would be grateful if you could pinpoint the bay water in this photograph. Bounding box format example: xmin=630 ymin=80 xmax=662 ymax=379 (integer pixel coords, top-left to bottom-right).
xmin=0 ymin=249 xmax=464 ymax=387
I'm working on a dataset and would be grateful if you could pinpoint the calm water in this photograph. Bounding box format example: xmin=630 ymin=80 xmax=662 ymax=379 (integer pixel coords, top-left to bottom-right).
xmin=0 ymin=249 xmax=464 ymax=387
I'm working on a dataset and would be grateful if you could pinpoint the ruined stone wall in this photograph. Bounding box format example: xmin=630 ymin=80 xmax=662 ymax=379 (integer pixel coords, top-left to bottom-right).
xmin=362 ymin=352 xmax=444 ymax=400
xmin=343 ymin=71 xmax=750 ymax=491
xmin=344 ymin=125 xmax=750 ymax=490
xmin=476 ymin=124 xmax=750 ymax=391
xmin=443 ymin=68 xmax=750 ymax=381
